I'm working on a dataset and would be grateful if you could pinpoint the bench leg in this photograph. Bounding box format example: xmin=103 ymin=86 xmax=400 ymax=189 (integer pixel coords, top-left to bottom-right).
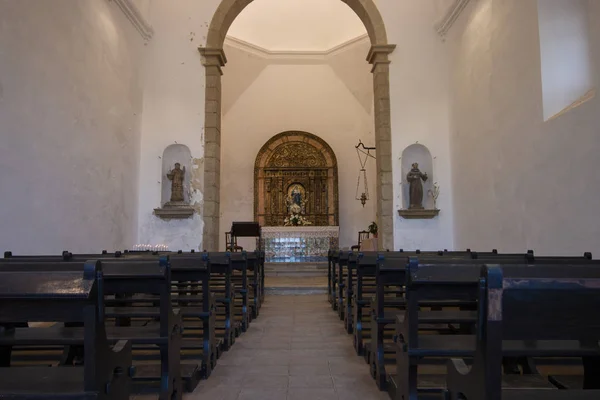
xmin=374 ymin=322 xmax=387 ymax=391
xmin=583 ymin=356 xmax=600 ymax=389
xmin=396 ymin=342 xmax=418 ymax=400
xmin=353 ymin=306 xmax=363 ymax=355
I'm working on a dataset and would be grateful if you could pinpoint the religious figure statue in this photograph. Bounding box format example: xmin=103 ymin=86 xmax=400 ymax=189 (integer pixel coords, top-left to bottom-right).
xmin=406 ymin=163 xmax=428 ymax=209
xmin=291 ymin=186 xmax=302 ymax=206
xmin=166 ymin=162 xmax=185 ymax=203
xmin=286 ymin=184 xmax=307 ymax=215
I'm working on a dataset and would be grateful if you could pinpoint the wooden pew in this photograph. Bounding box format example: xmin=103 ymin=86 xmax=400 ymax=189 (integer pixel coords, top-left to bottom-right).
xmin=205 ymin=252 xmax=237 ymax=349
xmin=369 ymin=252 xmax=543 ymax=391
xmin=6 ymin=250 xmax=216 ymax=387
xmin=337 ymin=251 xmax=350 ymax=320
xmin=231 ymin=251 xmax=250 ymax=332
xmin=0 ymin=261 xmax=133 ymax=400
xmin=389 ymin=260 xmax=482 ymax=400
xmin=328 ymin=249 xmax=335 ymax=306
xmin=0 ymin=257 xmax=183 ymax=399
xmin=330 ymin=250 xmax=341 ymax=311
xmin=247 ymin=250 xmax=262 ymax=319
xmin=387 ymin=253 xmax=597 ymax=399
xmin=446 ymin=264 xmax=600 ymax=400
xmin=351 ymin=250 xmax=474 ymax=357
xmin=343 ymin=251 xmax=360 ymax=333
xmin=157 ymin=254 xmax=216 ymax=386
xmin=360 ymin=251 xmax=467 ymax=366
xmin=352 ymin=252 xmax=379 ymax=355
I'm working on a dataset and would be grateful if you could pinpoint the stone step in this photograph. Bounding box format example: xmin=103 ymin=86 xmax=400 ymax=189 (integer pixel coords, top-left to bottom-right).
xmin=265 ymin=287 xmax=328 ymax=295
xmin=264 ymin=262 xmax=328 ymax=277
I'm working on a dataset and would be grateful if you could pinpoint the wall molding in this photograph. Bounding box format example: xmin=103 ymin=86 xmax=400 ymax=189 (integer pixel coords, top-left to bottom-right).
xmin=435 ymin=0 xmax=471 ymax=39
xmin=224 ymin=34 xmax=370 ymax=60
xmin=111 ymin=0 xmax=154 ymax=40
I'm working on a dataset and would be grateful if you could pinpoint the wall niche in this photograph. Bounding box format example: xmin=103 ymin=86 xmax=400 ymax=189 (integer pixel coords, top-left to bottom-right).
xmin=399 ymin=143 xmax=439 ymax=219
xmin=154 ymin=144 xmax=194 ymax=219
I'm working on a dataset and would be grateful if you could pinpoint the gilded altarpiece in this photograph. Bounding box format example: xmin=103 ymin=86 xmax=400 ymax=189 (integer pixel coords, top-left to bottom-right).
xmin=254 ymin=131 xmax=339 ymax=228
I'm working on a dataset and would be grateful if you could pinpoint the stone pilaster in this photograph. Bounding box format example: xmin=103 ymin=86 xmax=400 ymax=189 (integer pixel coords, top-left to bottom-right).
xmin=199 ymin=47 xmax=226 ymax=251
xmin=368 ymin=44 xmax=396 ymax=251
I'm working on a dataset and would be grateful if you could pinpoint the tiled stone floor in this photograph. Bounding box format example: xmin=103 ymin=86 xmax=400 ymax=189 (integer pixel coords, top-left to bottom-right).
xmin=135 ymin=294 xmax=388 ymax=399
xmin=264 ymin=276 xmax=327 ymax=288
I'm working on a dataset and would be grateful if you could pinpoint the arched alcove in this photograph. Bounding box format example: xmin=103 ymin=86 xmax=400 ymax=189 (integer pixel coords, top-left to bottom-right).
xmin=254 ymin=131 xmax=339 ymax=227
xmin=161 ymin=144 xmax=192 ymax=206
xmin=401 ymin=144 xmax=434 ymax=210
xmin=200 ymin=0 xmax=396 ymax=251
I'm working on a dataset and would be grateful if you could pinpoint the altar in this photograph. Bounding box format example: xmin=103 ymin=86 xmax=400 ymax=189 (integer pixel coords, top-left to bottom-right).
xmin=261 ymin=226 xmax=339 ymax=262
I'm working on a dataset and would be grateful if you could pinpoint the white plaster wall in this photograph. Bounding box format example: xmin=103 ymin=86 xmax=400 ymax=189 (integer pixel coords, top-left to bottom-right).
xmin=376 ymin=0 xmax=456 ymax=251
xmin=448 ymin=0 xmax=600 ymax=255
xmin=0 ymin=0 xmax=144 ymax=254
xmin=141 ymin=0 xmax=457 ymax=251
xmin=220 ymin=40 xmax=377 ymax=250
xmin=137 ymin=0 xmax=221 ymax=251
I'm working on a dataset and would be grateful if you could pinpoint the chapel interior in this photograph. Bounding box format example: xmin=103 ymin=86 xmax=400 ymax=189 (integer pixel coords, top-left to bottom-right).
xmin=0 ymin=0 xmax=599 ymax=399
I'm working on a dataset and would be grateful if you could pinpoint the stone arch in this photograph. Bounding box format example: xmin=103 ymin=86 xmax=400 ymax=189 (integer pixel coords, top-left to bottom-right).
xmin=254 ymin=131 xmax=339 ymax=227
xmin=206 ymin=0 xmax=388 ymax=49
xmin=200 ymin=0 xmax=395 ymax=251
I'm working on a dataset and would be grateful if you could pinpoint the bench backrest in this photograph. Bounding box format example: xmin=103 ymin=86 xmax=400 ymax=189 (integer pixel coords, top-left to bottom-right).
xmin=0 ymin=261 xmax=101 ymax=323
xmin=486 ymin=264 xmax=600 ymax=341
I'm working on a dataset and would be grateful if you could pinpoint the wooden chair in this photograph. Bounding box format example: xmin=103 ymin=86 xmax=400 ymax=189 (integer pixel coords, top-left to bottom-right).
xmin=225 ymin=232 xmax=244 ymax=252
xmin=351 ymin=230 xmax=370 ymax=252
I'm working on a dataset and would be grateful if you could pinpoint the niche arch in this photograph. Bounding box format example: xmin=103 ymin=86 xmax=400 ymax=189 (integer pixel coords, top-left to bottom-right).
xmin=161 ymin=144 xmax=192 ymax=206
xmin=401 ymin=144 xmax=434 ymax=210
xmin=200 ymin=0 xmax=396 ymax=250
xmin=254 ymin=131 xmax=339 ymax=227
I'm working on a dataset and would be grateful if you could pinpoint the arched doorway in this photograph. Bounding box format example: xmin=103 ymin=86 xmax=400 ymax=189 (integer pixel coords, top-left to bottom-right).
xmin=254 ymin=131 xmax=339 ymax=227
xmin=200 ymin=0 xmax=395 ymax=251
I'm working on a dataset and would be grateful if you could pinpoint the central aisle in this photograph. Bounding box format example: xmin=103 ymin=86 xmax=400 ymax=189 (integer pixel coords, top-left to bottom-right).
xmin=180 ymin=295 xmax=388 ymax=400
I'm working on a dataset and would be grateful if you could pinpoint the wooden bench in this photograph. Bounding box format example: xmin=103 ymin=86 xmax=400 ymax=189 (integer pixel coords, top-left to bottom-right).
xmin=368 ymin=251 xmax=548 ymax=391
xmin=352 ymin=252 xmax=379 ymax=355
xmin=387 ymin=253 xmax=597 ymax=399
xmin=329 ymin=250 xmax=341 ymax=311
xmin=169 ymin=251 xmax=240 ymax=352
xmin=247 ymin=250 xmax=262 ymax=319
xmin=446 ymin=264 xmax=600 ymax=400
xmin=0 ymin=261 xmax=133 ymax=399
xmin=336 ymin=251 xmax=350 ymax=320
xmin=0 ymin=257 xmax=183 ymax=399
xmin=6 ymin=250 xmax=217 ymax=388
xmin=231 ymin=251 xmax=250 ymax=332
xmin=389 ymin=261 xmax=481 ymax=400
xmin=328 ymin=250 xmax=336 ymax=307
xmin=351 ymin=250 xmax=476 ymax=358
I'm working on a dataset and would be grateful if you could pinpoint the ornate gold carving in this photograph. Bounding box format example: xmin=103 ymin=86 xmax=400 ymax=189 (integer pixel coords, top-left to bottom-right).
xmin=254 ymin=131 xmax=339 ymax=227
xmin=267 ymin=143 xmax=327 ymax=168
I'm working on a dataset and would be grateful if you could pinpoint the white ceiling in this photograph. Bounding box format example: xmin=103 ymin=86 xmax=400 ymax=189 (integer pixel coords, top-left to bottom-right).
xmin=226 ymin=0 xmax=368 ymax=52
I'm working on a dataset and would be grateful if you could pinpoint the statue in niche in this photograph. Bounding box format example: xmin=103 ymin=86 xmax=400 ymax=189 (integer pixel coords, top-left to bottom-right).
xmin=406 ymin=162 xmax=428 ymax=209
xmin=286 ymin=184 xmax=307 ymax=215
xmin=167 ymin=162 xmax=186 ymax=203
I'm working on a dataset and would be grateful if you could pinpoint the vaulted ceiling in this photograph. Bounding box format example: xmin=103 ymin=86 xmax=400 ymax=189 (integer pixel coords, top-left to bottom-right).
xmin=226 ymin=0 xmax=367 ymax=52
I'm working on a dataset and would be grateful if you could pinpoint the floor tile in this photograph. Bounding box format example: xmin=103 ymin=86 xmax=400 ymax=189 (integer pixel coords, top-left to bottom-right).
xmin=187 ymin=295 xmax=387 ymax=400
xmin=288 ymin=375 xmax=334 ymax=388
xmin=287 ymin=388 xmax=338 ymax=400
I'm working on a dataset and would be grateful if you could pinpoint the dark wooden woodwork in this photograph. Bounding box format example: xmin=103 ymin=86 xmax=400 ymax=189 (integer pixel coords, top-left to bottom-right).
xmin=0 ymin=258 xmax=183 ymax=400
xmin=0 ymin=263 xmax=132 ymax=400
xmin=446 ymin=264 xmax=600 ymax=400
xmin=351 ymin=230 xmax=370 ymax=252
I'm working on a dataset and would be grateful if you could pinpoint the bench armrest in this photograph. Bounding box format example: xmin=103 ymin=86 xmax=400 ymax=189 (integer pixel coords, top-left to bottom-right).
xmin=446 ymin=358 xmax=472 ymax=400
